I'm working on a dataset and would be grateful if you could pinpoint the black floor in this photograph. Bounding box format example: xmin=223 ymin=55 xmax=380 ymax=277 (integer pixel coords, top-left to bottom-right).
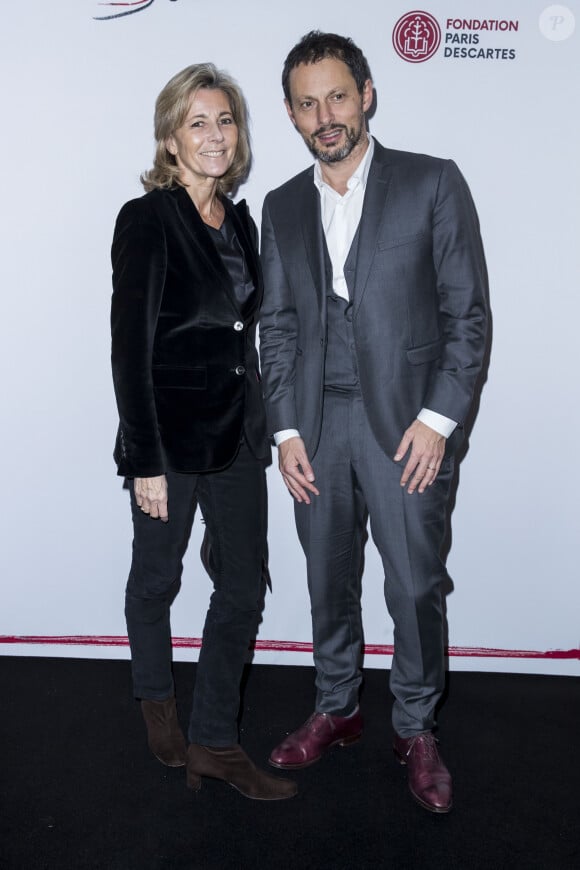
xmin=0 ymin=657 xmax=578 ymax=869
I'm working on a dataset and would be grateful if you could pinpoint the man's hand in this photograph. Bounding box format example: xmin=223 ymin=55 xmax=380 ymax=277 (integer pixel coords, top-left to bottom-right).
xmin=134 ymin=475 xmax=169 ymax=521
xmin=394 ymin=421 xmax=446 ymax=494
xmin=278 ymin=437 xmax=319 ymax=504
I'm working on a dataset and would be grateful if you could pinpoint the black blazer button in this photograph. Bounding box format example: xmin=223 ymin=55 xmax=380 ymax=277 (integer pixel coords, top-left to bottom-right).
xmin=235 ymin=365 xmax=246 ymax=376
xmin=233 ymin=321 xmax=244 ymax=331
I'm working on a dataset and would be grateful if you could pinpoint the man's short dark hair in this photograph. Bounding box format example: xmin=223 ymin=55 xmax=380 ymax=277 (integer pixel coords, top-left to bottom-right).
xmin=282 ymin=31 xmax=372 ymax=104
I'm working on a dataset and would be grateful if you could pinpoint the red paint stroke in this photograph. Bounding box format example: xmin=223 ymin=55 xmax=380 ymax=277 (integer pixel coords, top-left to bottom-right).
xmin=94 ymin=0 xmax=154 ymax=21
xmin=0 ymin=635 xmax=578 ymax=660
xmin=97 ymin=1 xmax=151 ymax=7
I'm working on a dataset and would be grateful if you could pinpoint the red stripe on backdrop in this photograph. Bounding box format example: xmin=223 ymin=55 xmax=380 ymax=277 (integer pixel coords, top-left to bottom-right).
xmin=0 ymin=636 xmax=578 ymax=660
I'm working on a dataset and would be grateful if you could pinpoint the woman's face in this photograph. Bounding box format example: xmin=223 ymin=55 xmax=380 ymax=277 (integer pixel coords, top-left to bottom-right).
xmin=167 ymin=87 xmax=238 ymax=187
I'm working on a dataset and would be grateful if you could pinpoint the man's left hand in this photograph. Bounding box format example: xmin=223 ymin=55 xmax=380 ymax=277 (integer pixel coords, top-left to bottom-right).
xmin=394 ymin=420 xmax=446 ymax=494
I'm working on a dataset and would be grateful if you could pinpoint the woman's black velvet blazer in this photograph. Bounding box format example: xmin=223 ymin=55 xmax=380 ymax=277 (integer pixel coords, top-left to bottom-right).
xmin=111 ymin=185 xmax=269 ymax=477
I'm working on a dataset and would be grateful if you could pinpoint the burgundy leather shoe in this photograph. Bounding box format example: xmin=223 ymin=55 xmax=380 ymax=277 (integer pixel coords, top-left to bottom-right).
xmin=393 ymin=732 xmax=452 ymax=813
xmin=269 ymin=710 xmax=363 ymax=769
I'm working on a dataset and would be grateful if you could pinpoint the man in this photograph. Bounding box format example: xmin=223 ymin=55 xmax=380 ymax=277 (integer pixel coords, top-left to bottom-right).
xmin=259 ymin=31 xmax=488 ymax=813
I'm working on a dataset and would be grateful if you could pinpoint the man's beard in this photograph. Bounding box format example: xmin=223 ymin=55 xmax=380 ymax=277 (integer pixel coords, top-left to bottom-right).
xmin=306 ymin=116 xmax=365 ymax=164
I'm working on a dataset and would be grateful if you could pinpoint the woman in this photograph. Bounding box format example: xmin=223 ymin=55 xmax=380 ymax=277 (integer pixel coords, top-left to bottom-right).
xmin=111 ymin=64 xmax=295 ymax=800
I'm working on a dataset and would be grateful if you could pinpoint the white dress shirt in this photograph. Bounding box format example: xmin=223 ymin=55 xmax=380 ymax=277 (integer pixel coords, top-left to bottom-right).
xmin=274 ymin=137 xmax=456 ymax=446
xmin=315 ymin=136 xmax=375 ymax=301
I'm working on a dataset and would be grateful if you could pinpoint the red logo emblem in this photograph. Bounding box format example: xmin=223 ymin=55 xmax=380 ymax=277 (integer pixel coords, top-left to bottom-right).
xmin=393 ymin=11 xmax=441 ymax=63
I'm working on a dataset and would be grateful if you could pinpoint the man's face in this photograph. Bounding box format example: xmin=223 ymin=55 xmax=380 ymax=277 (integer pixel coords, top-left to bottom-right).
xmin=285 ymin=58 xmax=373 ymax=164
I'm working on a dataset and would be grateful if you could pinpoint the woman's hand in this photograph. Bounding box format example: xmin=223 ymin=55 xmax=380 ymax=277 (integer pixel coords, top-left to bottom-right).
xmin=134 ymin=475 xmax=168 ymax=522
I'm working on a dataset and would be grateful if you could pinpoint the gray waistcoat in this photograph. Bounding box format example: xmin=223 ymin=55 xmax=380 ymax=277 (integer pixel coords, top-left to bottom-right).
xmin=324 ymin=226 xmax=361 ymax=391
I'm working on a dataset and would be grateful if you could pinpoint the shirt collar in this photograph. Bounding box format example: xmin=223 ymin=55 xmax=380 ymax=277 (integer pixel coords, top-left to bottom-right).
xmin=313 ymin=134 xmax=375 ymax=194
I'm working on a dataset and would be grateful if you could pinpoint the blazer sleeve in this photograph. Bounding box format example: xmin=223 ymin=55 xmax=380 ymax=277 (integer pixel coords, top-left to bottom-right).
xmin=110 ymin=197 xmax=167 ymax=477
xmin=259 ymin=195 xmax=300 ymax=435
xmin=425 ymin=160 xmax=488 ymax=422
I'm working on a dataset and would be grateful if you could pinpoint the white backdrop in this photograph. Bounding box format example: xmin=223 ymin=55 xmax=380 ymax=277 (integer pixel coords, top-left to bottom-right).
xmin=0 ymin=1 xmax=578 ymax=675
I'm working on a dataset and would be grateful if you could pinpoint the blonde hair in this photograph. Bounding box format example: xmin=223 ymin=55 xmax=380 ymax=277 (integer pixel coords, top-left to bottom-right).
xmin=141 ymin=63 xmax=251 ymax=195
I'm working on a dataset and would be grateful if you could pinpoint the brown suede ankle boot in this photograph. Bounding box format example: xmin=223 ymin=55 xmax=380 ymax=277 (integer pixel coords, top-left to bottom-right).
xmin=141 ymin=697 xmax=187 ymax=767
xmin=186 ymin=743 xmax=297 ymax=800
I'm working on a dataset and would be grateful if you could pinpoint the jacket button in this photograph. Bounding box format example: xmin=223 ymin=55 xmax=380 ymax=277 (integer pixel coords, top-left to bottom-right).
xmin=234 ymin=365 xmax=246 ymax=376
xmin=233 ymin=321 xmax=244 ymax=331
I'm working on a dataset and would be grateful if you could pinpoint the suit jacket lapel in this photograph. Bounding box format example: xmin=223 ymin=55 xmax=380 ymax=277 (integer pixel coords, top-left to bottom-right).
xmin=228 ymin=198 xmax=261 ymax=316
xmin=229 ymin=199 xmax=258 ymax=282
xmin=172 ymin=186 xmax=251 ymax=316
xmin=353 ymin=145 xmax=393 ymax=315
xmin=297 ymin=170 xmax=328 ymax=324
xmin=172 ymin=186 xmax=229 ymax=279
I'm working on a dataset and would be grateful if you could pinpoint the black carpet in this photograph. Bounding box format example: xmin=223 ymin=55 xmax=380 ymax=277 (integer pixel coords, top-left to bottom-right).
xmin=0 ymin=657 xmax=578 ymax=869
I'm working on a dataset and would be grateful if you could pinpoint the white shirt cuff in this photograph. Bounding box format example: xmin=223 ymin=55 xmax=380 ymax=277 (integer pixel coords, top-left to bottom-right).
xmin=274 ymin=429 xmax=300 ymax=446
xmin=417 ymin=409 xmax=457 ymax=438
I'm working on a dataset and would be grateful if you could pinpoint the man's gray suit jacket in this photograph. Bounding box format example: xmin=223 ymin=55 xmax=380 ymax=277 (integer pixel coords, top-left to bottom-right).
xmin=259 ymin=139 xmax=488 ymax=460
